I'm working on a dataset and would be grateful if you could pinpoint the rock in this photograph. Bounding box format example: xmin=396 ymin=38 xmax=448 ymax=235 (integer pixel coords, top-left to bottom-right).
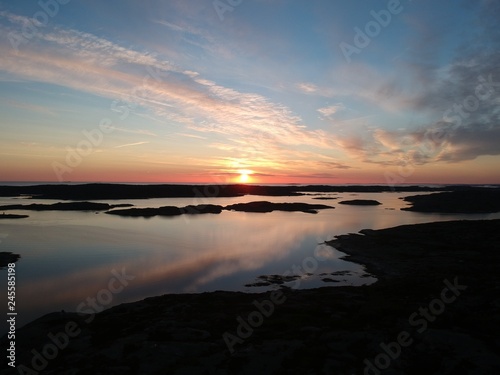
xmin=171 ymin=328 xmax=211 ymax=341
xmin=322 ymin=278 xmax=340 ymax=283
xmin=224 ymin=201 xmax=334 ymax=214
xmin=106 ymin=204 xmax=223 ymax=217
xmin=402 ymin=189 xmax=500 ymax=213
xmin=0 ymin=213 xmax=28 ymax=219
xmin=0 ymin=201 xmax=133 ymax=212
xmin=0 ymin=252 xmax=20 ymax=268
xmin=338 ymin=199 xmax=381 ymax=206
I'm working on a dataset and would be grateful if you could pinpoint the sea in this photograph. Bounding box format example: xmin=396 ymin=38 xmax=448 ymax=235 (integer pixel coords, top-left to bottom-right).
xmin=1 ymin=183 xmax=499 ymax=333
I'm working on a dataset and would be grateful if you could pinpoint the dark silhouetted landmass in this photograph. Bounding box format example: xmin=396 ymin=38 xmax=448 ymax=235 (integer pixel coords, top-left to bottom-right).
xmin=0 ymin=184 xmax=301 ymax=200
xmin=0 ymin=252 xmax=20 ymax=268
xmin=402 ymin=190 xmax=500 ymax=213
xmin=0 ymin=202 xmax=133 ymax=211
xmin=106 ymin=201 xmax=334 ymax=217
xmin=106 ymin=204 xmax=224 ymax=217
xmin=312 ymin=196 xmax=338 ymax=200
xmin=0 ymin=183 xmax=492 ymax=201
xmin=3 ymin=219 xmax=499 ymax=374
xmin=338 ymin=199 xmax=381 ymax=206
xmin=225 ymin=201 xmax=333 ymax=214
xmin=0 ymin=213 xmax=28 ymax=219
xmin=245 ymin=274 xmax=302 ymax=287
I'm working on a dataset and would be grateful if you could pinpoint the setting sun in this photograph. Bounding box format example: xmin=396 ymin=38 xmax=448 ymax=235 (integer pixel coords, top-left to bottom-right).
xmin=237 ymin=169 xmax=253 ymax=183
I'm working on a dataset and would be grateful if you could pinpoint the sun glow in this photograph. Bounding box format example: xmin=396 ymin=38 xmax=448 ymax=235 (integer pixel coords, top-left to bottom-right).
xmin=237 ymin=169 xmax=253 ymax=183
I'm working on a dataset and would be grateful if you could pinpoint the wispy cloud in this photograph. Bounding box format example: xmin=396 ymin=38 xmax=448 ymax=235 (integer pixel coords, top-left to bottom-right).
xmin=297 ymin=82 xmax=318 ymax=93
xmin=3 ymin=13 xmax=341 ymax=166
xmin=113 ymin=141 xmax=150 ymax=149
xmin=5 ymin=99 xmax=57 ymax=116
xmin=177 ymin=132 xmax=206 ymax=139
xmin=318 ymin=103 xmax=345 ymax=118
xmin=326 ymin=2 xmax=500 ymax=167
xmin=2 ymin=1 xmax=499 ymax=182
xmin=108 ymin=127 xmax=157 ymax=137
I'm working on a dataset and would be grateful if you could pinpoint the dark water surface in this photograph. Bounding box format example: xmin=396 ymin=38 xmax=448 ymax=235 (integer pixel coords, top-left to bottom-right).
xmin=1 ymin=191 xmax=498 ymax=332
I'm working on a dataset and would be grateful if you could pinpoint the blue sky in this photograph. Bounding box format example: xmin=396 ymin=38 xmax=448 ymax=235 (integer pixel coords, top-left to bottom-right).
xmin=0 ymin=0 xmax=499 ymax=183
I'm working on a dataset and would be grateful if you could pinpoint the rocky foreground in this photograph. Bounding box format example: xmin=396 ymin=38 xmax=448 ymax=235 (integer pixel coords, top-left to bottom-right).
xmin=402 ymin=190 xmax=500 ymax=213
xmin=2 ymin=219 xmax=500 ymax=374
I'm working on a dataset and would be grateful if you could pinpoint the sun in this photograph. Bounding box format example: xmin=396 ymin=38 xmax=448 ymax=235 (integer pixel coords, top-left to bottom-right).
xmin=237 ymin=169 xmax=253 ymax=183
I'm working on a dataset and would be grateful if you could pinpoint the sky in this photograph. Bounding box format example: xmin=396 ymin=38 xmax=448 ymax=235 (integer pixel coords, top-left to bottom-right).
xmin=0 ymin=0 xmax=499 ymax=184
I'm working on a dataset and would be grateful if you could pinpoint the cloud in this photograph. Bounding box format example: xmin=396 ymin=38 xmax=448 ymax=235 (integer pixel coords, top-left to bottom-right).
xmin=5 ymin=99 xmax=57 ymax=116
xmin=318 ymin=103 xmax=345 ymax=118
xmin=176 ymin=132 xmax=206 ymax=139
xmin=154 ymin=20 xmax=185 ymax=32
xmin=113 ymin=141 xmax=150 ymax=149
xmin=328 ymin=2 xmax=500 ymax=167
xmin=436 ymin=126 xmax=500 ymax=162
xmin=297 ymin=82 xmax=318 ymax=93
xmin=296 ymin=82 xmax=337 ymax=97
xmin=0 ymin=10 xmax=344 ymax=176
xmin=109 ymin=127 xmax=157 ymax=137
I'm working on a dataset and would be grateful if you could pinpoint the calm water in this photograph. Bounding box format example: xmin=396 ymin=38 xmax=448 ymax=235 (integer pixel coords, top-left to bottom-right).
xmin=1 ymin=191 xmax=499 ymax=332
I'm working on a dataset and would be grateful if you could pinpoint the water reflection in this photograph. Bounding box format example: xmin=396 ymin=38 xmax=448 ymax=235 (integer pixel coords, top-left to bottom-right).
xmin=1 ymin=192 xmax=499 ymax=332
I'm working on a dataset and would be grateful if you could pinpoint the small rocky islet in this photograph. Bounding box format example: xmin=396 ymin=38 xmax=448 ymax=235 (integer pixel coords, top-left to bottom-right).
xmin=0 ymin=202 xmax=133 ymax=212
xmin=338 ymin=199 xmax=382 ymax=206
xmin=0 ymin=213 xmax=28 ymax=219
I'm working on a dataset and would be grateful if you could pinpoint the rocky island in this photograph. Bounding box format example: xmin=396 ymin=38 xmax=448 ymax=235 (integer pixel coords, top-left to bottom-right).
xmin=338 ymin=199 xmax=382 ymax=206
xmin=0 ymin=252 xmax=20 ymax=268
xmin=224 ymin=201 xmax=333 ymax=214
xmin=402 ymin=189 xmax=500 ymax=213
xmin=0 ymin=214 xmax=28 ymax=219
xmin=106 ymin=204 xmax=224 ymax=217
xmin=106 ymin=201 xmax=334 ymax=217
xmin=0 ymin=202 xmax=133 ymax=212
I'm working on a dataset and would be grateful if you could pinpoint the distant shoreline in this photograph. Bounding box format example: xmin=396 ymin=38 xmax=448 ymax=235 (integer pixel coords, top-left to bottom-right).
xmin=0 ymin=183 xmax=494 ymax=201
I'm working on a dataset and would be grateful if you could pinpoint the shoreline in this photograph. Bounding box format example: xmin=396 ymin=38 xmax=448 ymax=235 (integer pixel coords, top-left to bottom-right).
xmin=0 ymin=183 xmax=490 ymax=201
xmin=2 ymin=219 xmax=499 ymax=374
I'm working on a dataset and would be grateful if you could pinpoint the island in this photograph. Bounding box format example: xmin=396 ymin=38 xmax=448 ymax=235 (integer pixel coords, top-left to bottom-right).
xmin=0 ymin=202 xmax=133 ymax=212
xmin=224 ymin=201 xmax=334 ymax=214
xmin=0 ymin=213 xmax=28 ymax=219
xmin=106 ymin=201 xmax=335 ymax=217
xmin=338 ymin=199 xmax=382 ymax=206
xmin=402 ymin=190 xmax=500 ymax=213
xmin=106 ymin=204 xmax=224 ymax=217
xmin=0 ymin=252 xmax=20 ymax=268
